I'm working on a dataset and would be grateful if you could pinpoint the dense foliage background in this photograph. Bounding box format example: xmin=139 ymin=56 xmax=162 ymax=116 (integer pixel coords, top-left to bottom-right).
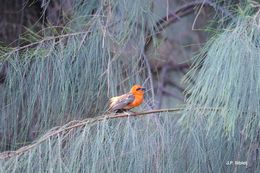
xmin=0 ymin=0 xmax=259 ymax=172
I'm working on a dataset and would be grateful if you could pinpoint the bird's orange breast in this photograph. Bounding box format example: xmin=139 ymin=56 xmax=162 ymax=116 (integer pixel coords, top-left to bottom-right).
xmin=123 ymin=95 xmax=144 ymax=109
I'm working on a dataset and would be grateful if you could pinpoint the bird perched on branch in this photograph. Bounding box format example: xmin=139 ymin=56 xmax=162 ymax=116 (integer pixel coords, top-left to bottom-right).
xmin=108 ymin=85 xmax=145 ymax=112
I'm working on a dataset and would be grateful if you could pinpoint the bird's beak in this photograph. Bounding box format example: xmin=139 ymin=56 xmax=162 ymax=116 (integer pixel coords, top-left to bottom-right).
xmin=141 ymin=88 xmax=145 ymax=91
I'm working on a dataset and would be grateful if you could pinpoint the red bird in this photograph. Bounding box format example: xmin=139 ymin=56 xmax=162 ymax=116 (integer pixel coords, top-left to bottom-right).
xmin=108 ymin=85 xmax=145 ymax=112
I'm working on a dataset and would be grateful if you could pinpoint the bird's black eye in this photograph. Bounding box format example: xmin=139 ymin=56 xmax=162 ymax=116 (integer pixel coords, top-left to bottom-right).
xmin=136 ymin=87 xmax=145 ymax=91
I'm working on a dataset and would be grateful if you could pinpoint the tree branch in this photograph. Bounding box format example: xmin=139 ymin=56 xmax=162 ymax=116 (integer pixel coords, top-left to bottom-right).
xmin=145 ymin=0 xmax=234 ymax=50
xmin=0 ymin=106 xmax=223 ymax=160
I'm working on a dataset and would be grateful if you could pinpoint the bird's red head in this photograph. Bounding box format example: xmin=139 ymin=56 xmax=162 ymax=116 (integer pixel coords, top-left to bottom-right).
xmin=130 ymin=84 xmax=145 ymax=95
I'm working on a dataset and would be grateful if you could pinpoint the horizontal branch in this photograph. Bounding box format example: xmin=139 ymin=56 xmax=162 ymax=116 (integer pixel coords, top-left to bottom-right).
xmin=0 ymin=108 xmax=184 ymax=160
xmin=0 ymin=106 xmax=223 ymax=160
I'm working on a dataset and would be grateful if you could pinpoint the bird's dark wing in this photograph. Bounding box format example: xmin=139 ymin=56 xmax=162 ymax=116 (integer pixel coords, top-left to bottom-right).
xmin=108 ymin=93 xmax=135 ymax=111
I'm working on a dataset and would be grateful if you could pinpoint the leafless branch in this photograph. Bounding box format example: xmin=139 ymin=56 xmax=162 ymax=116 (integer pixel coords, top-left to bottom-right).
xmin=145 ymin=0 xmax=234 ymax=49
xmin=0 ymin=107 xmax=184 ymax=160
xmin=0 ymin=106 xmax=225 ymax=160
